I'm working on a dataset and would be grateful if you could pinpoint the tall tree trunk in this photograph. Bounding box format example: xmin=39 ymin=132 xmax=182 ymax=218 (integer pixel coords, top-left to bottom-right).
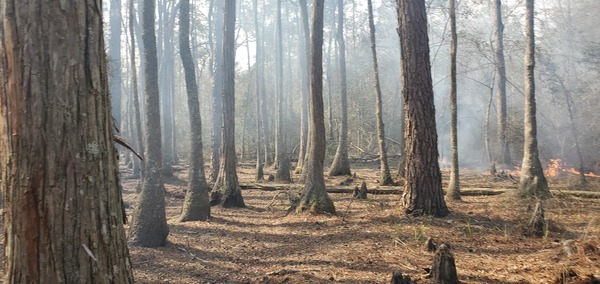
xmin=494 ymin=0 xmax=511 ymax=164
xmin=179 ymin=0 xmax=211 ymax=221
xmin=130 ymin=0 xmax=145 ymax=178
xmin=128 ymin=0 xmax=170 ymax=247
xmin=367 ymin=0 xmax=394 ymax=186
xmin=213 ymin=0 xmax=245 ymax=208
xmin=329 ymin=0 xmax=351 ymax=176
xmin=297 ymin=0 xmax=336 ymax=214
xmin=110 ymin=0 xmax=123 ymax=131
xmin=447 ymin=0 xmax=460 ymax=200
xmin=275 ymin=0 xmax=292 ymax=182
xmin=518 ymin=0 xmax=550 ymax=198
xmin=210 ymin=0 xmax=224 ymax=182
xmin=0 ymin=1 xmax=134 ymax=282
xmin=397 ymin=0 xmax=449 ymax=217
xmin=396 ymin=80 xmax=406 ymax=178
xmin=296 ymin=0 xmax=311 ymax=174
xmin=253 ymin=0 xmax=264 ymax=181
xmin=159 ymin=3 xmax=176 ymax=177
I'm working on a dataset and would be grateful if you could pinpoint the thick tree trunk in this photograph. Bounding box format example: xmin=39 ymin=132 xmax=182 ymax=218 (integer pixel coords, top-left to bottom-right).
xmin=0 ymin=1 xmax=133 ymax=282
xmin=297 ymin=0 xmax=336 ymax=214
xmin=447 ymin=0 xmax=460 ymax=200
xmin=213 ymin=0 xmax=245 ymax=208
xmin=367 ymin=0 xmax=394 ymax=186
xmin=128 ymin=0 xmax=170 ymax=247
xmin=329 ymin=0 xmax=351 ymax=177
xmin=275 ymin=0 xmax=291 ymax=182
xmin=518 ymin=0 xmax=550 ymax=198
xmin=179 ymin=0 xmax=211 ymax=221
xmin=397 ymin=0 xmax=449 ymax=217
xmin=494 ymin=0 xmax=511 ymax=165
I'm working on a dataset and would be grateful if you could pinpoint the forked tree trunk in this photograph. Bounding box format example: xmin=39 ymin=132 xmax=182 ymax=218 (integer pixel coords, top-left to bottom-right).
xmin=518 ymin=0 xmax=550 ymax=198
xmin=0 ymin=1 xmax=133 ymax=282
xmin=328 ymin=0 xmax=352 ymax=177
xmin=213 ymin=0 xmax=245 ymax=208
xmin=275 ymin=0 xmax=291 ymax=182
xmin=179 ymin=0 xmax=211 ymax=221
xmin=367 ymin=0 xmax=394 ymax=186
xmin=447 ymin=0 xmax=460 ymax=200
xmin=128 ymin=0 xmax=170 ymax=247
xmin=397 ymin=0 xmax=449 ymax=217
xmin=297 ymin=0 xmax=336 ymax=214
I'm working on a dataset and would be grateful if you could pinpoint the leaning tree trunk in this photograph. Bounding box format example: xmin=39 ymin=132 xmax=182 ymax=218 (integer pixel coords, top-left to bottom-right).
xmin=447 ymin=0 xmax=461 ymax=200
xmin=367 ymin=0 xmax=394 ymax=186
xmin=494 ymin=0 xmax=511 ymax=165
xmin=518 ymin=0 xmax=550 ymax=198
xmin=213 ymin=0 xmax=245 ymax=208
xmin=275 ymin=0 xmax=291 ymax=182
xmin=0 ymin=1 xmax=133 ymax=282
xmin=297 ymin=0 xmax=336 ymax=214
xmin=397 ymin=0 xmax=449 ymax=217
xmin=328 ymin=0 xmax=351 ymax=177
xmin=179 ymin=0 xmax=211 ymax=221
xmin=128 ymin=0 xmax=170 ymax=247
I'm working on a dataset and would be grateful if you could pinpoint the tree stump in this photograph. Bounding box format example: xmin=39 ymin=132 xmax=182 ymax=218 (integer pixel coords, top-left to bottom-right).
xmin=524 ymin=200 xmax=546 ymax=237
xmin=430 ymin=244 xmax=459 ymax=284
xmin=490 ymin=162 xmax=497 ymax=176
xmin=424 ymin=237 xmax=437 ymax=253
xmin=390 ymin=270 xmax=413 ymax=284
xmin=353 ymin=181 xmax=368 ymax=199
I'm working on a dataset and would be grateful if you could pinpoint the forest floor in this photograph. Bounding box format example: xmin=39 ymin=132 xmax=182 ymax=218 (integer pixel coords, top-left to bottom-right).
xmin=121 ymin=160 xmax=600 ymax=284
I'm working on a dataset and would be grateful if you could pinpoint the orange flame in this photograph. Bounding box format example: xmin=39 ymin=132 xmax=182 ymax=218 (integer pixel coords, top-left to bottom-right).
xmin=544 ymin=159 xmax=600 ymax=178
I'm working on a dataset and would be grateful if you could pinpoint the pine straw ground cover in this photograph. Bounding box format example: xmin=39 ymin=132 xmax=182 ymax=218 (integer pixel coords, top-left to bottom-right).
xmin=120 ymin=164 xmax=600 ymax=284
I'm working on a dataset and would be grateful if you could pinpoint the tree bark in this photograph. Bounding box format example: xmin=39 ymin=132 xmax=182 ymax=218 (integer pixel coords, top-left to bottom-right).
xmin=430 ymin=244 xmax=459 ymax=284
xmin=447 ymin=0 xmax=460 ymax=200
xmin=329 ymin=0 xmax=352 ymax=177
xmin=494 ymin=0 xmax=511 ymax=165
xmin=518 ymin=0 xmax=550 ymax=198
xmin=179 ymin=0 xmax=211 ymax=221
xmin=213 ymin=0 xmax=245 ymax=208
xmin=297 ymin=0 xmax=336 ymax=214
xmin=367 ymin=0 xmax=394 ymax=186
xmin=128 ymin=0 xmax=170 ymax=247
xmin=397 ymin=0 xmax=449 ymax=217
xmin=0 ymin=1 xmax=133 ymax=282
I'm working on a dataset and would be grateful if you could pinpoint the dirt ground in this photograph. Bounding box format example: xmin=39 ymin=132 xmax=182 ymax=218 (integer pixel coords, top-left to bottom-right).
xmin=121 ymin=162 xmax=600 ymax=284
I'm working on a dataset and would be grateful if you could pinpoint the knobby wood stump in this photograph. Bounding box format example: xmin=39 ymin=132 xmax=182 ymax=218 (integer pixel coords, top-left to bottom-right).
xmin=390 ymin=270 xmax=413 ymax=284
xmin=353 ymin=181 xmax=368 ymax=199
xmin=430 ymin=244 xmax=459 ymax=284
